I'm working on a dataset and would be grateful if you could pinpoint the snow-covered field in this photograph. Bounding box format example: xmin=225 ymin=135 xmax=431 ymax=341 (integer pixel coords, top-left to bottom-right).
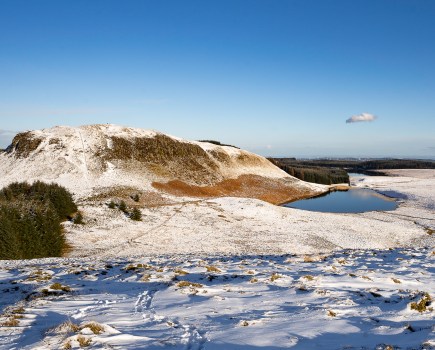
xmin=0 ymin=248 xmax=434 ymax=349
xmin=67 ymin=170 xmax=435 ymax=257
xmin=1 ymin=170 xmax=434 ymax=349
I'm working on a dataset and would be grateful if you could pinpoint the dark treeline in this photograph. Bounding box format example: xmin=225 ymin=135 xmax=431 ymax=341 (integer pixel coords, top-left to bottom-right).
xmin=0 ymin=182 xmax=77 ymax=260
xmin=272 ymin=158 xmax=435 ymax=175
xmin=269 ymin=159 xmax=349 ymax=185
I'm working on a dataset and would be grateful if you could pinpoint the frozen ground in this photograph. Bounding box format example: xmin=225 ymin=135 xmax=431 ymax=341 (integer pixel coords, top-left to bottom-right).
xmin=0 ymin=170 xmax=434 ymax=349
xmin=0 ymin=248 xmax=433 ymax=349
xmin=66 ymin=170 xmax=435 ymax=257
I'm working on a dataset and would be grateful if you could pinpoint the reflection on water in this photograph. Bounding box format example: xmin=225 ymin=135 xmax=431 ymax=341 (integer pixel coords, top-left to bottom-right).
xmin=283 ymin=188 xmax=398 ymax=213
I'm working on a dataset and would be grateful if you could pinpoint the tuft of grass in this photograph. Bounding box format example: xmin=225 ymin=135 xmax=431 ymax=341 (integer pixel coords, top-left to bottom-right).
xmin=206 ymin=266 xmax=221 ymax=273
xmin=327 ymin=310 xmax=337 ymax=317
xmin=270 ymin=273 xmax=282 ymax=282
xmin=125 ymin=264 xmax=139 ymax=272
xmin=50 ymin=283 xmax=71 ymax=292
xmin=11 ymin=306 xmax=25 ymax=314
xmin=63 ymin=340 xmax=72 ymax=350
xmin=410 ymin=292 xmax=432 ymax=313
xmin=77 ymin=335 xmax=92 ymax=347
xmin=141 ymin=273 xmax=151 ymax=282
xmin=64 ymin=320 xmax=81 ymax=333
xmin=0 ymin=317 xmax=19 ymax=327
xmin=391 ymin=278 xmax=401 ymax=284
xmin=303 ymin=275 xmax=314 ymax=281
xmin=28 ymin=269 xmax=52 ymax=282
xmin=177 ymin=281 xmax=203 ymax=288
xmin=250 ymin=278 xmax=258 ymax=283
xmin=174 ymin=269 xmax=188 ymax=275
xmin=303 ymin=256 xmax=316 ymax=263
xmin=83 ymin=322 xmax=104 ymax=335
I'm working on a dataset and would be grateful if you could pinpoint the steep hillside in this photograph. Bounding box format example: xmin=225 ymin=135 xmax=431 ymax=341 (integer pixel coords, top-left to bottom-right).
xmin=0 ymin=124 xmax=322 ymax=203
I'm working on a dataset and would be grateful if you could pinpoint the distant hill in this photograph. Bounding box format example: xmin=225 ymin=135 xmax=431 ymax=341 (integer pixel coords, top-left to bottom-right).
xmin=0 ymin=125 xmax=323 ymax=204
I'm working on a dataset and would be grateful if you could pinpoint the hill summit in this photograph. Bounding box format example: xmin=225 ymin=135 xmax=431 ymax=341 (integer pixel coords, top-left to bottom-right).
xmin=0 ymin=124 xmax=321 ymax=203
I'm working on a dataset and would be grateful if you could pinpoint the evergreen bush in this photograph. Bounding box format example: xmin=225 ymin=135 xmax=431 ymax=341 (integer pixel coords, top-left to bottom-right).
xmin=119 ymin=200 xmax=127 ymax=212
xmin=0 ymin=182 xmax=77 ymax=260
xmin=130 ymin=208 xmax=142 ymax=221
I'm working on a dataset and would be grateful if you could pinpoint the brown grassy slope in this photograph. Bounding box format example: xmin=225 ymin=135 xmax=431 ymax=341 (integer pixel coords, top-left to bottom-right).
xmin=152 ymin=174 xmax=315 ymax=205
xmin=6 ymin=132 xmax=43 ymax=158
xmin=105 ymin=135 xmax=222 ymax=184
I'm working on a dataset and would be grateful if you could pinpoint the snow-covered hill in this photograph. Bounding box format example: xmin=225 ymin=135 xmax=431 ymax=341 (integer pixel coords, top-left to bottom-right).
xmin=0 ymin=124 xmax=322 ymax=202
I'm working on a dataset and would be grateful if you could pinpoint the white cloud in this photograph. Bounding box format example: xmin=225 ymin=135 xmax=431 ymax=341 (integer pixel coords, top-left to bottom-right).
xmin=346 ymin=113 xmax=377 ymax=124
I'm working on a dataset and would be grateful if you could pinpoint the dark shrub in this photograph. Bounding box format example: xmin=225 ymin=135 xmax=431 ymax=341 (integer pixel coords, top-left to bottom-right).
xmin=130 ymin=208 xmax=142 ymax=221
xmin=119 ymin=200 xmax=127 ymax=212
xmin=0 ymin=182 xmax=77 ymax=260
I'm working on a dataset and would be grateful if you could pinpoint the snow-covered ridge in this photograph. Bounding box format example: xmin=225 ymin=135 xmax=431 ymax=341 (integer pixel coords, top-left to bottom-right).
xmin=0 ymin=124 xmax=320 ymax=200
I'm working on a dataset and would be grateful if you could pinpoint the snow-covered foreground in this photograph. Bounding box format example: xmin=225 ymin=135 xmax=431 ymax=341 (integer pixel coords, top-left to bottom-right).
xmin=1 ymin=248 xmax=434 ymax=349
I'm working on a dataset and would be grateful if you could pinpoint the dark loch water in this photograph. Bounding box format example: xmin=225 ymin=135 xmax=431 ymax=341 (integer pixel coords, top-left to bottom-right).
xmin=284 ymin=188 xmax=398 ymax=213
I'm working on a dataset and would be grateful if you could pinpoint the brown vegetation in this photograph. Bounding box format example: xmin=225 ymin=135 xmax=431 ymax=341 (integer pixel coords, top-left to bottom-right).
xmin=152 ymin=174 xmax=315 ymax=205
xmin=7 ymin=132 xmax=43 ymax=158
xmin=106 ymin=134 xmax=221 ymax=184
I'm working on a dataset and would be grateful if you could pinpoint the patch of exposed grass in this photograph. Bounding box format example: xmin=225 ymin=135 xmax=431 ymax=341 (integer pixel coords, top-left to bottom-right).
xmin=174 ymin=269 xmax=188 ymax=275
xmin=0 ymin=317 xmax=19 ymax=327
xmin=391 ymin=278 xmax=401 ymax=284
xmin=141 ymin=273 xmax=151 ymax=282
xmin=83 ymin=322 xmax=104 ymax=335
xmin=177 ymin=281 xmax=203 ymax=288
xmin=410 ymin=292 xmax=432 ymax=313
xmin=28 ymin=269 xmax=52 ymax=282
xmin=50 ymin=283 xmax=71 ymax=292
xmin=206 ymin=266 xmax=221 ymax=273
xmin=77 ymin=335 xmax=92 ymax=347
xmin=327 ymin=310 xmax=337 ymax=317
xmin=270 ymin=273 xmax=282 ymax=282
xmin=11 ymin=306 xmax=25 ymax=314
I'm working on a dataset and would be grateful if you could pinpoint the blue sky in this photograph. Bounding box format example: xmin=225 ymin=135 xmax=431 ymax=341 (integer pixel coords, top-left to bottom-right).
xmin=0 ymin=0 xmax=434 ymax=158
